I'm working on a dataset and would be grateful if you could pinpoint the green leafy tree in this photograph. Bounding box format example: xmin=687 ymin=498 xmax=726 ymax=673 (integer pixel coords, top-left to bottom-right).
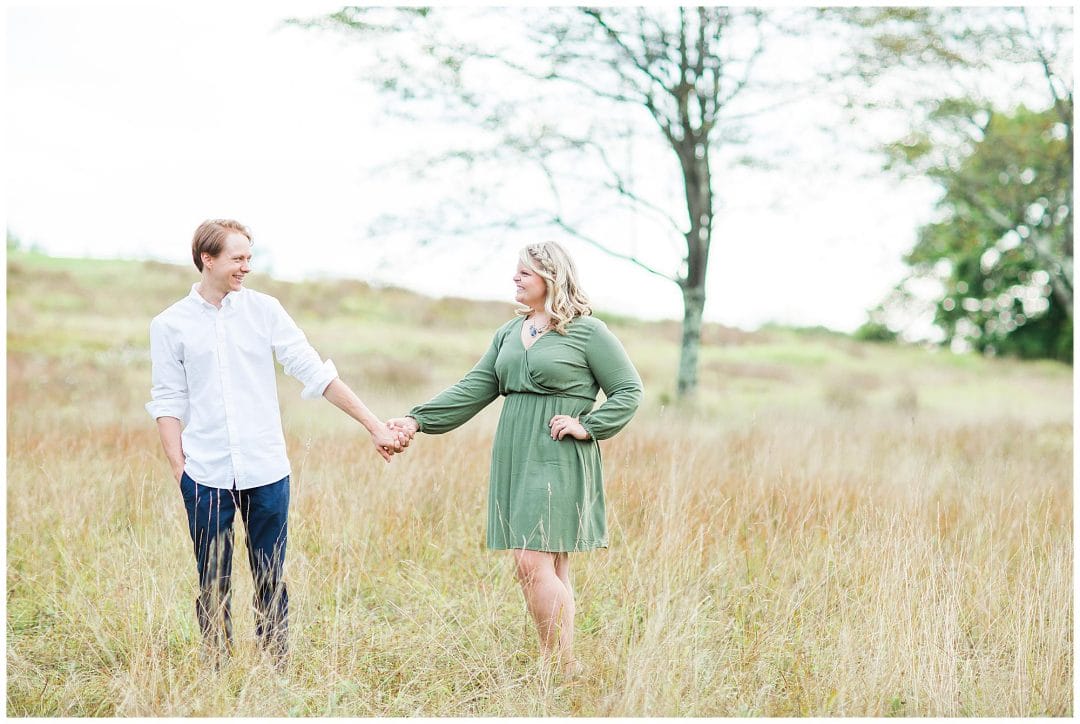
xmin=830 ymin=7 xmax=1072 ymax=360
xmin=895 ymin=105 xmax=1071 ymax=360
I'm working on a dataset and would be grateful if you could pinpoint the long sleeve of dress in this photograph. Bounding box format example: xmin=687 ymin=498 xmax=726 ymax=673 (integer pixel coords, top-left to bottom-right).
xmin=579 ymin=321 xmax=643 ymax=441
xmin=408 ymin=329 xmax=504 ymax=434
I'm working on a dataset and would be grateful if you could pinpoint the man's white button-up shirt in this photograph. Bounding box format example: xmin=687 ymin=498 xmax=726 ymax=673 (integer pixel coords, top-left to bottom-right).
xmin=146 ymin=284 xmax=338 ymax=490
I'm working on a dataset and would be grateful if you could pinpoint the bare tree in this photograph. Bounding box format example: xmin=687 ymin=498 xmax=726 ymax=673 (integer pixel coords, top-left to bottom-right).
xmin=293 ymin=6 xmax=802 ymax=398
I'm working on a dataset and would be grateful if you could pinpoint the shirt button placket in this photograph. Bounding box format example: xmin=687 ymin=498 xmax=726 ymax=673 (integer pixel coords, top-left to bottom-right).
xmin=217 ymin=310 xmax=243 ymax=487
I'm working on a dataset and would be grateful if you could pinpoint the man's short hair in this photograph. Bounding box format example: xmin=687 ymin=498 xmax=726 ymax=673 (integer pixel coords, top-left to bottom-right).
xmin=191 ymin=219 xmax=253 ymax=271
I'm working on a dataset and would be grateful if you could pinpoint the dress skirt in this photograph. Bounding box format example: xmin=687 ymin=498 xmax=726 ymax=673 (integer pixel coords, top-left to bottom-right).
xmin=487 ymin=391 xmax=607 ymax=552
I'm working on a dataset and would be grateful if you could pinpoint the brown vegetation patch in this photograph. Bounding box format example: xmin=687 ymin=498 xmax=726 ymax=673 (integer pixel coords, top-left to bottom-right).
xmin=703 ymin=359 xmax=793 ymax=382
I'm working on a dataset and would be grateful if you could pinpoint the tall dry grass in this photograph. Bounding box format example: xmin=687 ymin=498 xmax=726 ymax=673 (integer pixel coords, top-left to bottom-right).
xmin=6 ymin=252 xmax=1072 ymax=715
xmin=7 ymin=386 xmax=1071 ymax=715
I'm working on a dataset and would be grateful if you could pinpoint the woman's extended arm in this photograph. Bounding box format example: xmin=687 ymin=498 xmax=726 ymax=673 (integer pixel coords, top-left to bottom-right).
xmin=398 ymin=326 xmax=507 ymax=435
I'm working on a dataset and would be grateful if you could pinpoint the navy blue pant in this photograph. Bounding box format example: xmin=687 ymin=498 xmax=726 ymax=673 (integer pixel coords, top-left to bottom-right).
xmin=179 ymin=472 xmax=290 ymax=659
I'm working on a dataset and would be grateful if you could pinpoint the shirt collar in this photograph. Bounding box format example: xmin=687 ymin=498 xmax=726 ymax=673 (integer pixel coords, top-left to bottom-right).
xmin=189 ymin=283 xmax=243 ymax=310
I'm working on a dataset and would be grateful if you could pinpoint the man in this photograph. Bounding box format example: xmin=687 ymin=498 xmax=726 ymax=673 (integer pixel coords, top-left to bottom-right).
xmin=146 ymin=219 xmax=405 ymax=666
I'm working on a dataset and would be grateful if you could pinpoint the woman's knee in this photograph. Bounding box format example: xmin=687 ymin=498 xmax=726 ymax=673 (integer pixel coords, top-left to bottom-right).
xmin=512 ymin=549 xmax=553 ymax=585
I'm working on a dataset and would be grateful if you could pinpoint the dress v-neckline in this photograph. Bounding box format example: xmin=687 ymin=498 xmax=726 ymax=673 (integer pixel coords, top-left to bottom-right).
xmin=520 ymin=316 xmax=551 ymax=352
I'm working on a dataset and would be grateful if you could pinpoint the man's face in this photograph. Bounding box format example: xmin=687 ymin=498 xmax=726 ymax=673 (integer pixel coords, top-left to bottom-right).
xmin=204 ymin=232 xmax=252 ymax=293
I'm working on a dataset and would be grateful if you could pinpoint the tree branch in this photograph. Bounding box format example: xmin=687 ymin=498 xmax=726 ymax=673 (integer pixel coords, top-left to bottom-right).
xmin=552 ymin=216 xmax=680 ymax=283
xmin=715 ymin=24 xmax=766 ymax=112
xmin=581 ymin=8 xmax=672 ymax=96
xmin=1019 ymin=8 xmax=1073 ymax=129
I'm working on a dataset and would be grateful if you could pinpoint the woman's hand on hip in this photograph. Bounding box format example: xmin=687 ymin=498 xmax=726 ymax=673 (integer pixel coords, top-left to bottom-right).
xmin=549 ymin=415 xmax=590 ymax=441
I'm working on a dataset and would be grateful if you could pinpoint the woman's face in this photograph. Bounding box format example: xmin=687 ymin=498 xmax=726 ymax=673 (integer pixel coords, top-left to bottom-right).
xmin=513 ymin=261 xmax=547 ymax=309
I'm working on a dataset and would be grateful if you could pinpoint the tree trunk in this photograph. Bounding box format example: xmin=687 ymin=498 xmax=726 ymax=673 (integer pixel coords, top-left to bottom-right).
xmin=674 ymin=135 xmax=712 ymax=398
xmin=677 ymin=284 xmax=706 ymax=397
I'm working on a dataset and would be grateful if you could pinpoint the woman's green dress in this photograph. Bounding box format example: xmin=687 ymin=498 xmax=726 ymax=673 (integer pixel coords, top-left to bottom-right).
xmin=408 ymin=315 xmax=643 ymax=552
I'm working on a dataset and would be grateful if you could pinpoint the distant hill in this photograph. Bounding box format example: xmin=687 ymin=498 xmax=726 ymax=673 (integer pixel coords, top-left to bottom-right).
xmin=7 ymin=248 xmax=1072 ymax=422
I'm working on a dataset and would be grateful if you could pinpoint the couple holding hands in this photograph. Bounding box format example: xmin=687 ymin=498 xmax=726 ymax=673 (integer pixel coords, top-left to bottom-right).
xmin=147 ymin=219 xmax=642 ymax=679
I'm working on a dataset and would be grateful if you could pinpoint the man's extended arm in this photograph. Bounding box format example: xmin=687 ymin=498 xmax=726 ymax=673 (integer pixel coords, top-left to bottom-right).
xmin=268 ymin=298 xmax=406 ymax=462
xmin=323 ymin=378 xmax=407 ymax=463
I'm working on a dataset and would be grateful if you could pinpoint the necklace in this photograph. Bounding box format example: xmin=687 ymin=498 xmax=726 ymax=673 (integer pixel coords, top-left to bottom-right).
xmin=528 ymin=317 xmax=550 ymax=337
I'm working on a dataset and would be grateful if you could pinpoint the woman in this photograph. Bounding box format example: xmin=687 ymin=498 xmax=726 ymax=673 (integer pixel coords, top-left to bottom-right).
xmin=388 ymin=241 xmax=642 ymax=678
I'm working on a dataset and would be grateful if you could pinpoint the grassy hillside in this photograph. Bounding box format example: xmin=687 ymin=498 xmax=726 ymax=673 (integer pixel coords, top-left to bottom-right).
xmin=7 ymin=249 xmax=1070 ymax=424
xmin=6 ymin=250 xmax=1072 ymax=716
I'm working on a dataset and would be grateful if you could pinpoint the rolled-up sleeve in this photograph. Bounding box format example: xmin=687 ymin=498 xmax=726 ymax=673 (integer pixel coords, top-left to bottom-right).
xmin=269 ymin=299 xmax=338 ymax=399
xmin=146 ymin=317 xmax=190 ymax=423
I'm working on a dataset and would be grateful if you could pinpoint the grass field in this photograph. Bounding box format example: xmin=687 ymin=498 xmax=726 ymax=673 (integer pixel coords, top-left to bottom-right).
xmin=6 ymin=249 xmax=1072 ymax=715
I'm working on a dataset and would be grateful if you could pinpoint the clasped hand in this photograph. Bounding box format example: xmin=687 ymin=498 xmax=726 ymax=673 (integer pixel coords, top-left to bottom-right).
xmin=387 ymin=417 xmax=419 ymax=438
xmin=370 ymin=421 xmax=412 ymax=462
xmin=380 ymin=417 xmax=419 ymax=462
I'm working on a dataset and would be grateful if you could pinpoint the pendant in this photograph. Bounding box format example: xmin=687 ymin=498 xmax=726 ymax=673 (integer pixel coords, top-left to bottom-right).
xmin=530 ymin=325 xmax=538 ymax=337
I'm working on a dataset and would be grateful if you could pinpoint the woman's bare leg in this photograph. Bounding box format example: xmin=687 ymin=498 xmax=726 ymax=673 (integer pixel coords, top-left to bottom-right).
xmin=553 ymin=552 xmax=581 ymax=675
xmin=513 ymin=549 xmax=576 ymax=673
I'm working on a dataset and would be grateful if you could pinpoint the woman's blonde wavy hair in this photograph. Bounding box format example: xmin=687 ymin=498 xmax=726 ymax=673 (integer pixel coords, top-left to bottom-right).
xmin=515 ymin=241 xmax=592 ymax=334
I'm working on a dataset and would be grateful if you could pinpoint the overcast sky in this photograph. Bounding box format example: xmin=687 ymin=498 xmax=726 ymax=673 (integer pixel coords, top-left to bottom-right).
xmin=6 ymin=3 xmax=953 ymax=332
